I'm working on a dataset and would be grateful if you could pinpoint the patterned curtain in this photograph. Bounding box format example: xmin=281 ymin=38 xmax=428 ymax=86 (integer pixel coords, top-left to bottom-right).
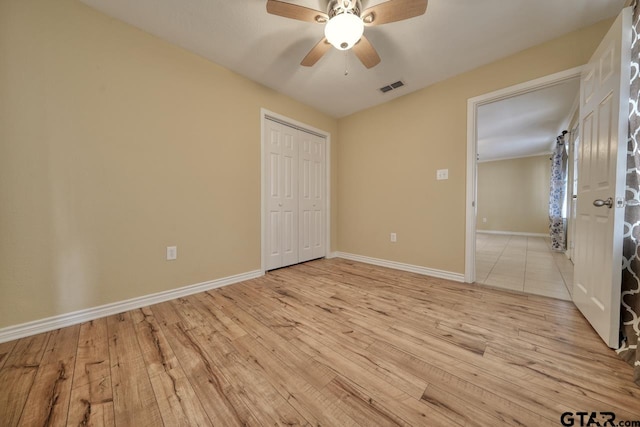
xmin=618 ymin=2 xmax=640 ymax=387
xmin=549 ymin=134 xmax=568 ymax=251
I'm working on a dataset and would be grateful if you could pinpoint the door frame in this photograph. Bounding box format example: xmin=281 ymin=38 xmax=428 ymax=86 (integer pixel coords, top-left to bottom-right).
xmin=567 ymin=128 xmax=580 ymax=262
xmin=260 ymin=108 xmax=331 ymax=274
xmin=464 ymin=66 xmax=584 ymax=283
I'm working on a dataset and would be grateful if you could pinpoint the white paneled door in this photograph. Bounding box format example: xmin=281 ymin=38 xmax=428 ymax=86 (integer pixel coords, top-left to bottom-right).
xmin=573 ymin=8 xmax=631 ymax=348
xmin=298 ymin=131 xmax=325 ymax=263
xmin=265 ymin=118 xmax=326 ymax=270
xmin=266 ymin=121 xmax=298 ymax=270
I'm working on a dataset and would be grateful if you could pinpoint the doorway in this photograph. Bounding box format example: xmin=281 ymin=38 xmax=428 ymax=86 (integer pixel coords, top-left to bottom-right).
xmin=465 ymin=67 xmax=582 ymax=299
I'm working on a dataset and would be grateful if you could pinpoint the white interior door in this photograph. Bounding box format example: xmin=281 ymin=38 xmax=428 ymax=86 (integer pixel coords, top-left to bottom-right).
xmin=573 ymin=7 xmax=631 ymax=348
xmin=299 ymin=131 xmax=326 ymax=262
xmin=265 ymin=120 xmax=299 ymax=270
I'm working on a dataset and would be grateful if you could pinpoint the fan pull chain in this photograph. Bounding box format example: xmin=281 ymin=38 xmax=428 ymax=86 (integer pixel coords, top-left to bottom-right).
xmin=344 ymin=50 xmax=349 ymax=76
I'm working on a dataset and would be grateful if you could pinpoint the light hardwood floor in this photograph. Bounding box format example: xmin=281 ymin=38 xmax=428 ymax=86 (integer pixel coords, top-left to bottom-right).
xmin=0 ymin=258 xmax=638 ymax=426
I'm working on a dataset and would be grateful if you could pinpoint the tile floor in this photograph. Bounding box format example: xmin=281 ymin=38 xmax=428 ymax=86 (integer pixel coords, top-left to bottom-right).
xmin=475 ymin=233 xmax=574 ymax=301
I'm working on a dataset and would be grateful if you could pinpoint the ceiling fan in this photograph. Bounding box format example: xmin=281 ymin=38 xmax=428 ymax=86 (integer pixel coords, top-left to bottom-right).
xmin=266 ymin=0 xmax=428 ymax=69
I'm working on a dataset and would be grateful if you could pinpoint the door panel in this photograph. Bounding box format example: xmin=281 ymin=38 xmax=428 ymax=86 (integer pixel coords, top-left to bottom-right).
xmin=265 ymin=120 xmax=298 ymax=270
xmin=312 ymin=138 xmax=325 ymax=259
xmin=269 ymin=211 xmax=280 ymax=257
xmin=573 ymin=8 xmax=631 ymax=348
xmin=298 ymin=131 xmax=326 ymax=263
xmin=596 ymin=93 xmax=614 ymax=186
xmin=266 ymin=124 xmax=282 ymax=270
xmin=314 ymin=210 xmax=323 ymax=257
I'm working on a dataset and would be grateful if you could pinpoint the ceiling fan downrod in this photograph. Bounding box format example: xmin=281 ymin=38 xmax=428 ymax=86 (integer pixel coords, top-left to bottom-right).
xmin=328 ymin=0 xmax=362 ymax=18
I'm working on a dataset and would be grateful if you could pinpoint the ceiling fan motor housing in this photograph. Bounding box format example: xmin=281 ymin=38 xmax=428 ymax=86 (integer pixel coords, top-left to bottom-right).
xmin=327 ymin=0 xmax=362 ymax=18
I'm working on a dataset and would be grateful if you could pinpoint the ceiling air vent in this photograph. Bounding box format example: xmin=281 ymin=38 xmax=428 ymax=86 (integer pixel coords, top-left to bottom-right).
xmin=379 ymin=80 xmax=405 ymax=93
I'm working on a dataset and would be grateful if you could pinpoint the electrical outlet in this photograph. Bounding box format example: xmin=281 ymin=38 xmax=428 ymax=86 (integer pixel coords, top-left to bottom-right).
xmin=166 ymin=246 xmax=177 ymax=260
xmin=436 ymin=169 xmax=449 ymax=180
xmin=390 ymin=233 xmax=397 ymax=242
xmin=482 ymin=217 xmax=487 ymax=223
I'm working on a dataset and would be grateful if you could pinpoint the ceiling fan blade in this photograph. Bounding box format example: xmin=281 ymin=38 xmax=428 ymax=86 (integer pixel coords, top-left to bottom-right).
xmin=361 ymin=0 xmax=428 ymax=26
xmin=266 ymin=0 xmax=328 ymax=23
xmin=301 ymin=38 xmax=332 ymax=67
xmin=353 ymin=36 xmax=381 ymax=69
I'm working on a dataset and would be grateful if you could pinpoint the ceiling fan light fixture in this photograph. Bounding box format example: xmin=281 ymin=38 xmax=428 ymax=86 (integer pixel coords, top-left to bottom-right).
xmin=324 ymin=13 xmax=364 ymax=50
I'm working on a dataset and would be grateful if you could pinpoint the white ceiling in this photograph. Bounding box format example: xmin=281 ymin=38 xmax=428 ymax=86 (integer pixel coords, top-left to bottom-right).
xmin=477 ymin=78 xmax=580 ymax=162
xmin=79 ymin=0 xmax=625 ymax=118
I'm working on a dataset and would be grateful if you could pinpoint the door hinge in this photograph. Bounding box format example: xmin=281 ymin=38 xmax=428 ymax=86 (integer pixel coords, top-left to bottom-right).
xmin=624 ymin=198 xmax=640 ymax=207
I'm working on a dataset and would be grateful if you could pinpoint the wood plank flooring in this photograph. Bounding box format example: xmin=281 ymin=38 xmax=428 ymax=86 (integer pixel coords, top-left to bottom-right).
xmin=1 ymin=258 xmax=639 ymax=426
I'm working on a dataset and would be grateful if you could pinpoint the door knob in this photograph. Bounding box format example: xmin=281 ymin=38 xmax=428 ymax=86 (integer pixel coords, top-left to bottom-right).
xmin=278 ymin=203 xmax=283 ymax=207
xmin=593 ymin=197 xmax=613 ymax=208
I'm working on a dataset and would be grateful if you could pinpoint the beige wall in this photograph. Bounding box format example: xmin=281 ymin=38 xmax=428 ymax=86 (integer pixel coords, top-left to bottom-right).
xmin=337 ymin=19 xmax=612 ymax=274
xmin=477 ymin=156 xmax=551 ymax=234
xmin=0 ymin=0 xmax=338 ymax=328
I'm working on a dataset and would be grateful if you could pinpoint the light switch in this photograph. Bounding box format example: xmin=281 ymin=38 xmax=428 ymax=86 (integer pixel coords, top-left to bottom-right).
xmin=166 ymin=246 xmax=177 ymax=260
xmin=436 ymin=169 xmax=449 ymax=180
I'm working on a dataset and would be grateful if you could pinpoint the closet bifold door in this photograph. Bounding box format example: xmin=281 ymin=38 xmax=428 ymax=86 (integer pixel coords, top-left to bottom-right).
xmin=265 ymin=119 xmax=299 ymax=270
xmin=298 ymin=130 xmax=325 ymax=263
xmin=265 ymin=118 xmax=326 ymax=271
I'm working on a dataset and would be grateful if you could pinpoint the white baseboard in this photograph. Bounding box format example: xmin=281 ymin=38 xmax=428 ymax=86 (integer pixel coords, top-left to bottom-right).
xmin=0 ymin=269 xmax=263 ymax=344
xmin=477 ymin=230 xmax=548 ymax=237
xmin=326 ymin=251 xmax=338 ymax=259
xmin=334 ymin=252 xmax=464 ymax=283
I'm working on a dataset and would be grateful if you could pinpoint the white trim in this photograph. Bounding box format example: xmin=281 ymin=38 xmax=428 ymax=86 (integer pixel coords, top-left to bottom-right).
xmin=477 ymin=230 xmax=549 ymax=237
xmin=261 ymin=110 xmax=329 ymax=138
xmin=326 ymin=251 xmax=338 ymax=259
xmin=335 ymin=252 xmax=465 ymax=283
xmin=466 ymin=96 xmax=478 ymax=283
xmin=477 ymin=151 xmax=552 ymax=164
xmin=468 ymin=66 xmax=584 ymax=106
xmin=0 ymin=270 xmax=263 ymax=344
xmin=260 ymin=109 xmax=331 ymax=274
xmin=465 ymin=66 xmax=584 ymax=283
